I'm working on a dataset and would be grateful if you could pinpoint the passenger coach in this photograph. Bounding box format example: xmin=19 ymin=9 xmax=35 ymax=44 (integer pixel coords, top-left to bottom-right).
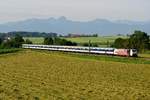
xmin=22 ymin=44 xmax=138 ymax=57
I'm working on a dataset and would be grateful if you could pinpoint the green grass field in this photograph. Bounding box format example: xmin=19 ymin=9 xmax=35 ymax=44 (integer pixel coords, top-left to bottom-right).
xmin=0 ymin=50 xmax=149 ymax=99
xmin=24 ymin=37 xmax=44 ymax=44
xmin=64 ymin=36 xmax=127 ymax=47
xmin=24 ymin=36 xmax=127 ymax=46
xmin=64 ymin=36 xmax=126 ymax=44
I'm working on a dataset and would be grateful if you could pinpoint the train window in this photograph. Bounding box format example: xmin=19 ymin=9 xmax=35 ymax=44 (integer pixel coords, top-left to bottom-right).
xmin=132 ymin=49 xmax=137 ymax=52
xmin=92 ymin=49 xmax=99 ymax=51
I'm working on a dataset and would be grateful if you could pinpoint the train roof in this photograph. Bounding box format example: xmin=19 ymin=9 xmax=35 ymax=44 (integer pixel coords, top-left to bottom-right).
xmin=22 ymin=44 xmax=115 ymax=50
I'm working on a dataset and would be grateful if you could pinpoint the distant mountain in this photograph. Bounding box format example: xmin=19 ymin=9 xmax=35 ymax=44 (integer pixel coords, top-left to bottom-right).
xmin=0 ymin=16 xmax=150 ymax=35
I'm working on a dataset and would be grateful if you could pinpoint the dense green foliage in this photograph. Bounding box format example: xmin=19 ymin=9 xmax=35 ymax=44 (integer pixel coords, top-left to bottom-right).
xmin=44 ymin=37 xmax=54 ymax=45
xmin=0 ymin=48 xmax=21 ymax=54
xmin=113 ymin=30 xmax=150 ymax=52
xmin=25 ymin=39 xmax=32 ymax=44
xmin=113 ymin=38 xmax=129 ymax=48
xmin=0 ymin=31 xmax=58 ymax=37
xmin=0 ymin=34 xmax=32 ymax=49
xmin=44 ymin=37 xmax=77 ymax=46
xmin=82 ymin=43 xmax=98 ymax=47
xmin=129 ymin=31 xmax=150 ymax=52
xmin=64 ymin=33 xmax=98 ymax=37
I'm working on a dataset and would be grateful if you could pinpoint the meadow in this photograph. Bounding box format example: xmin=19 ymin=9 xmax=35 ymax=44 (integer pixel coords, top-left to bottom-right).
xmin=64 ymin=36 xmax=126 ymax=44
xmin=0 ymin=50 xmax=150 ymax=99
xmin=23 ymin=37 xmax=44 ymax=44
xmin=24 ymin=36 xmax=126 ymax=46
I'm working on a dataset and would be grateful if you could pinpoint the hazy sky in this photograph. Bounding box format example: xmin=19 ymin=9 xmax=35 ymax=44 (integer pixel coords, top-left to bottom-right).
xmin=0 ymin=0 xmax=150 ymax=23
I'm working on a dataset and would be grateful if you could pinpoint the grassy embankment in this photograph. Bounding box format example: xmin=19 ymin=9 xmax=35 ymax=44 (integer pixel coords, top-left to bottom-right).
xmin=139 ymin=50 xmax=150 ymax=58
xmin=0 ymin=50 xmax=149 ymax=99
xmin=0 ymin=48 xmax=21 ymax=54
xmin=35 ymin=49 xmax=150 ymax=64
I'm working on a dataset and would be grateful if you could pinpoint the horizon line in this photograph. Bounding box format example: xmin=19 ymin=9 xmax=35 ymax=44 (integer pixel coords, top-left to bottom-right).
xmin=1 ymin=16 xmax=150 ymax=24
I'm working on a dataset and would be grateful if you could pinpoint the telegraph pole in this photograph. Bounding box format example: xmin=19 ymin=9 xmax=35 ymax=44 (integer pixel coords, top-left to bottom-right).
xmin=107 ymin=40 xmax=109 ymax=47
xmin=89 ymin=40 xmax=91 ymax=53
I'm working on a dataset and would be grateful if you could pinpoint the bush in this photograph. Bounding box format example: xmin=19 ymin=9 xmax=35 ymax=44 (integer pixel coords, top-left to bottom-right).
xmin=92 ymin=43 xmax=98 ymax=47
xmin=82 ymin=43 xmax=89 ymax=46
xmin=113 ymin=38 xmax=129 ymax=49
xmin=25 ymin=39 xmax=32 ymax=44
xmin=0 ymin=48 xmax=20 ymax=54
xmin=44 ymin=37 xmax=77 ymax=46
xmin=44 ymin=37 xmax=53 ymax=45
xmin=0 ymin=34 xmax=32 ymax=49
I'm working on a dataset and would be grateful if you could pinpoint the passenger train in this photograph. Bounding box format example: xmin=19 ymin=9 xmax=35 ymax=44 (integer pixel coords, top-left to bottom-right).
xmin=22 ymin=44 xmax=138 ymax=57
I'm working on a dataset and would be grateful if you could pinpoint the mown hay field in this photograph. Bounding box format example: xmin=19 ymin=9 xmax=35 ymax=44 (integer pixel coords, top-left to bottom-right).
xmin=0 ymin=50 xmax=150 ymax=100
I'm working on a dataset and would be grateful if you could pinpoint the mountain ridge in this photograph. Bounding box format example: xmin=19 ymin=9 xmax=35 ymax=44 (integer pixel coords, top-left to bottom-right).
xmin=0 ymin=17 xmax=149 ymax=35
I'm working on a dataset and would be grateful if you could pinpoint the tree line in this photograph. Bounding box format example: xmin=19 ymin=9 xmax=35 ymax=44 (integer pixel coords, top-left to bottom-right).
xmin=0 ymin=34 xmax=32 ymax=49
xmin=0 ymin=34 xmax=77 ymax=49
xmin=0 ymin=30 xmax=149 ymax=53
xmin=113 ymin=30 xmax=150 ymax=52
xmin=44 ymin=37 xmax=77 ymax=46
xmin=62 ymin=33 xmax=98 ymax=38
xmin=44 ymin=37 xmax=99 ymax=47
xmin=0 ymin=31 xmax=58 ymax=38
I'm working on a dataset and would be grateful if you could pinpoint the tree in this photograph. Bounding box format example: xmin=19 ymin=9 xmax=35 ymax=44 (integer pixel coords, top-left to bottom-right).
xmin=92 ymin=43 xmax=98 ymax=47
xmin=93 ymin=34 xmax=98 ymax=37
xmin=0 ymin=38 xmax=2 ymax=45
xmin=1 ymin=39 xmax=15 ymax=48
xmin=82 ymin=43 xmax=89 ymax=46
xmin=14 ymin=34 xmax=24 ymax=43
xmin=113 ymin=30 xmax=150 ymax=52
xmin=129 ymin=30 xmax=149 ymax=52
xmin=53 ymin=38 xmax=77 ymax=46
xmin=65 ymin=41 xmax=77 ymax=46
xmin=12 ymin=34 xmax=25 ymax=48
xmin=53 ymin=37 xmax=61 ymax=45
xmin=25 ymin=39 xmax=32 ymax=44
xmin=44 ymin=37 xmax=77 ymax=46
xmin=44 ymin=36 xmax=77 ymax=46
xmin=113 ymin=38 xmax=129 ymax=49
xmin=0 ymin=34 xmax=25 ymax=48
xmin=44 ymin=37 xmax=53 ymax=45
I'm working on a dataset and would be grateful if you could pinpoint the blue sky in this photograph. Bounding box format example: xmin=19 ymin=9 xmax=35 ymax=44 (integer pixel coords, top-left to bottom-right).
xmin=0 ymin=0 xmax=149 ymax=23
